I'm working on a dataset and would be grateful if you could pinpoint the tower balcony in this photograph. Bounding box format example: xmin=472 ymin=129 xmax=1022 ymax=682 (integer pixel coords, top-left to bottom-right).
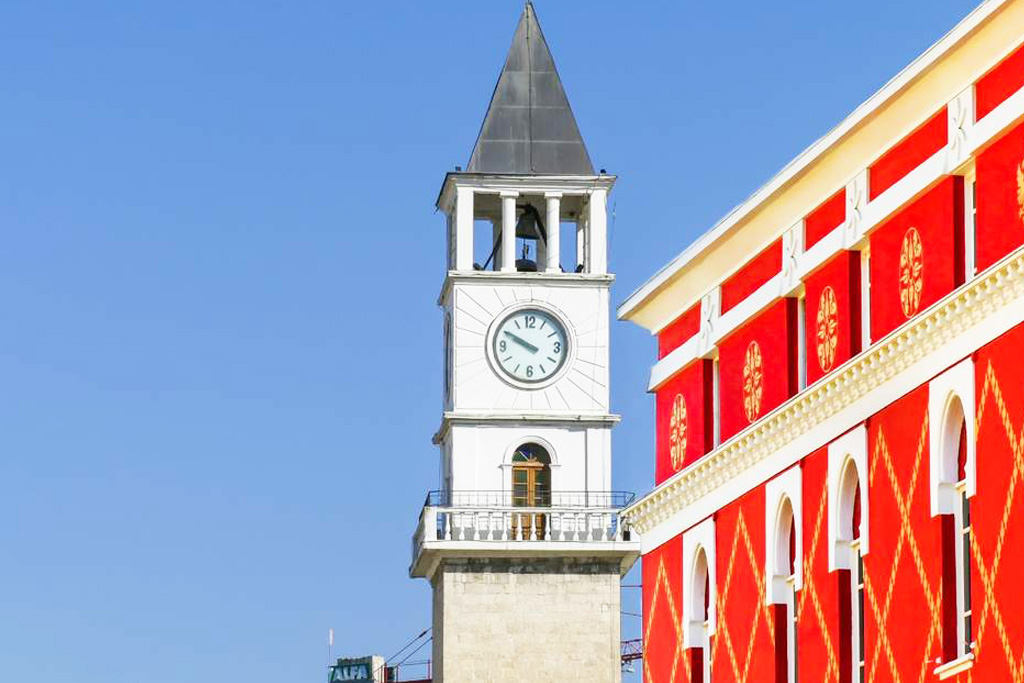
xmin=409 ymin=490 xmax=640 ymax=578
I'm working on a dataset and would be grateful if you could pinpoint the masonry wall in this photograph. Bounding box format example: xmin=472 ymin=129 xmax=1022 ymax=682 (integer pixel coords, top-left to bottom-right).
xmin=432 ymin=557 xmax=622 ymax=683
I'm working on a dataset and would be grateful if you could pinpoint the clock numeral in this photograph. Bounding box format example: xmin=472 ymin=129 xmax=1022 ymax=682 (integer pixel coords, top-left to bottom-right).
xmin=553 ymin=341 xmax=561 ymax=354
xmin=499 ymin=340 xmax=507 ymax=353
xmin=524 ymin=315 xmax=536 ymax=329
xmin=526 ymin=365 xmax=534 ymax=378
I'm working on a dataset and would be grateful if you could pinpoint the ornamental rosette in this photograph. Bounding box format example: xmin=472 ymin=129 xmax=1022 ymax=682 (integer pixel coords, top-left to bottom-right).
xmin=669 ymin=393 xmax=687 ymax=471
xmin=1016 ymin=155 xmax=1024 ymax=225
xmin=742 ymin=340 xmax=764 ymax=423
xmin=899 ymin=226 xmax=924 ymax=318
xmin=816 ymin=285 xmax=839 ymax=372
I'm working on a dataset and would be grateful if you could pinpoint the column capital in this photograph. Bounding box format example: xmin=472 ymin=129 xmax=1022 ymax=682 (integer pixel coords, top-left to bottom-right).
xmin=500 ymin=190 xmax=520 ymax=199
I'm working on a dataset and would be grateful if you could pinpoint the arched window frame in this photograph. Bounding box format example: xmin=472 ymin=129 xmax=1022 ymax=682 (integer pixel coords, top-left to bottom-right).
xmin=929 ymin=359 xmax=977 ymax=678
xmin=682 ymin=517 xmax=717 ymax=648
xmin=501 ymin=437 xmax=559 ymax=498
xmin=765 ymin=467 xmax=803 ymax=603
xmin=928 ymin=358 xmax=976 ymax=516
xmin=828 ymin=424 xmax=869 ymax=571
xmin=766 ymin=466 xmax=802 ymax=683
xmin=829 ymin=424 xmax=869 ymax=683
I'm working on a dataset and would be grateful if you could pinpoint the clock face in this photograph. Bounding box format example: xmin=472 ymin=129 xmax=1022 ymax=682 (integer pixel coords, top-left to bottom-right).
xmin=491 ymin=307 xmax=569 ymax=384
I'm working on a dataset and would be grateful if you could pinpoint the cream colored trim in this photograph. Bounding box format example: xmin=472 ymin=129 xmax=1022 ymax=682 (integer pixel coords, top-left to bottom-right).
xmin=621 ymin=0 xmax=1024 ymax=332
xmin=764 ymin=466 xmax=802 ymax=604
xmin=934 ymin=653 xmax=975 ymax=679
xmin=828 ymin=425 xmax=869 ymax=571
xmin=928 ymin=358 xmax=977 ymax=516
xmin=645 ymin=69 xmax=1024 ymax=397
xmin=626 ymin=246 xmax=1024 ymax=552
xmin=682 ymin=517 xmax=716 ymax=646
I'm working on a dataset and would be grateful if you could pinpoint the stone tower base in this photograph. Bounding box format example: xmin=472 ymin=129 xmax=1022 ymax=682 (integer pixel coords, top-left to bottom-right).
xmin=431 ymin=556 xmax=622 ymax=683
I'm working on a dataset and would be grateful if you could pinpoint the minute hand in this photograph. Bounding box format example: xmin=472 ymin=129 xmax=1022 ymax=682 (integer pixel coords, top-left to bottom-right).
xmin=504 ymin=330 xmax=539 ymax=353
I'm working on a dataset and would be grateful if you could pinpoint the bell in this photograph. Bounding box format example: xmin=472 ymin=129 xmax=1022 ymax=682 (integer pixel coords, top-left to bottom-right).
xmin=515 ymin=208 xmax=538 ymax=238
xmin=514 ymin=204 xmax=546 ymax=240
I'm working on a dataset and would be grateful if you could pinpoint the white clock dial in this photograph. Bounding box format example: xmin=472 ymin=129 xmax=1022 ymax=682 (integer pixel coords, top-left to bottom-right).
xmin=492 ymin=308 xmax=569 ymax=384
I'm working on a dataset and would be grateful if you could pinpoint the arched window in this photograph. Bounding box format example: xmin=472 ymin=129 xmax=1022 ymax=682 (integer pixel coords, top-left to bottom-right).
xmin=938 ymin=399 xmax=974 ymax=670
xmin=683 ymin=518 xmax=716 ymax=682
xmin=511 ymin=443 xmax=551 ymax=540
xmin=828 ymin=425 xmax=868 ymax=683
xmin=692 ymin=547 xmax=712 ymax=683
xmin=773 ymin=498 xmax=799 ymax=683
xmin=839 ymin=461 xmax=865 ymax=683
xmin=766 ymin=466 xmax=802 ymax=683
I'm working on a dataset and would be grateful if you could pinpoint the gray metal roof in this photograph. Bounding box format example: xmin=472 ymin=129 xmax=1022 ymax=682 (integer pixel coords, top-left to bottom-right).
xmin=466 ymin=3 xmax=594 ymax=176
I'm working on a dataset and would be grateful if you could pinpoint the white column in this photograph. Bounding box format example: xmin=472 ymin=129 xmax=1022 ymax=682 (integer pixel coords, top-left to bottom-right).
xmin=576 ymin=215 xmax=587 ymax=272
xmin=587 ymin=188 xmax=608 ymax=274
xmin=545 ymin=192 xmax=561 ymax=273
xmin=501 ymin=191 xmax=518 ymax=273
xmin=455 ymin=186 xmax=474 ymax=272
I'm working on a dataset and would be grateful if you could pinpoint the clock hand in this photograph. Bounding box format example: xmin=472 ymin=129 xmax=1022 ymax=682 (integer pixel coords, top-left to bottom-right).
xmin=503 ymin=330 xmax=539 ymax=354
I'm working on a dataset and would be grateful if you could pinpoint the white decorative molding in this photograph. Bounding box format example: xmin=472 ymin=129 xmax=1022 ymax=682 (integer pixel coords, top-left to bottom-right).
xmin=697 ymin=288 xmax=720 ymax=359
xmin=828 ymin=424 xmax=869 ymax=570
xmin=928 ymin=358 xmax=976 ymax=516
xmin=947 ymin=86 xmax=976 ymax=171
xmin=934 ymin=653 xmax=975 ymax=679
xmin=643 ymin=68 xmax=1024 ymax=393
xmin=649 ymin=336 xmax=701 ymax=391
xmin=682 ymin=517 xmax=716 ymax=646
xmin=625 ymin=245 xmax=1024 ymax=552
xmin=843 ymin=170 xmax=869 ymax=249
xmin=764 ymin=466 xmax=803 ymax=604
xmin=780 ymin=221 xmax=805 ymax=297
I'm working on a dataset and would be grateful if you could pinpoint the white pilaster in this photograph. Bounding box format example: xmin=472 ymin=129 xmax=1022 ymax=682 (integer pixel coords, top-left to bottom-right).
xmin=545 ymin=192 xmax=561 ymax=273
xmin=947 ymin=85 xmax=975 ymax=172
xmin=501 ymin=192 xmax=518 ymax=273
xmin=843 ymin=170 xmax=869 ymax=250
xmin=780 ymin=220 xmax=805 ymax=297
xmin=456 ymin=187 xmax=475 ymax=272
xmin=588 ymin=188 xmax=608 ymax=274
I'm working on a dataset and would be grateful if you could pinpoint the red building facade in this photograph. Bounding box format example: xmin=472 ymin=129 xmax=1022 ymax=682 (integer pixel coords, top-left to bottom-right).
xmin=621 ymin=2 xmax=1024 ymax=681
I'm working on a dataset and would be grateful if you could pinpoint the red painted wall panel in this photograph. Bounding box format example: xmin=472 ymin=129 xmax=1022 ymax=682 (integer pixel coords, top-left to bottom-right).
xmin=718 ymin=299 xmax=798 ymax=442
xmin=659 ymin=303 xmax=702 ymax=359
xmin=713 ymin=486 xmax=776 ymax=683
xmin=970 ymin=323 xmax=1024 ymax=681
xmin=864 ymin=385 xmax=941 ymax=683
xmin=805 ymin=189 xmax=846 ymax=250
xmin=869 ymin=177 xmax=964 ymax=341
xmin=975 ymin=120 xmax=1024 ymax=271
xmin=655 ymin=360 xmax=714 ymax=485
xmin=797 ymin=449 xmax=842 ymax=683
xmin=720 ymin=240 xmax=782 ymax=314
xmin=643 ymin=319 xmax=1024 ymax=682
xmin=976 ymin=41 xmax=1024 ymax=121
xmin=868 ymin=108 xmax=948 ymax=200
xmin=804 ymin=252 xmax=861 ymax=386
xmin=643 ymin=536 xmax=688 ymax=683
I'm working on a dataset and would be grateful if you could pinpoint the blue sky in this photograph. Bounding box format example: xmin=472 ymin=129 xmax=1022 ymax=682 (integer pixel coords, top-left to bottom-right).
xmin=0 ymin=1 xmax=977 ymax=681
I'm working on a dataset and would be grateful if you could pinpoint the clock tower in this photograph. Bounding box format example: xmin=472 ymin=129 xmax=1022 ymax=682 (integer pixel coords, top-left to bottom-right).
xmin=409 ymin=4 xmax=639 ymax=682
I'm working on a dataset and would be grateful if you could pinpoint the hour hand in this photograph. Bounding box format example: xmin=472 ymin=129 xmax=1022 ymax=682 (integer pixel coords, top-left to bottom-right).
xmin=503 ymin=330 xmax=539 ymax=353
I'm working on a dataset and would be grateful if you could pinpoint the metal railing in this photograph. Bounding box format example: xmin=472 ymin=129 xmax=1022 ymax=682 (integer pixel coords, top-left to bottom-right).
xmin=411 ymin=490 xmax=636 ymax=566
xmin=422 ymin=489 xmax=635 ymax=508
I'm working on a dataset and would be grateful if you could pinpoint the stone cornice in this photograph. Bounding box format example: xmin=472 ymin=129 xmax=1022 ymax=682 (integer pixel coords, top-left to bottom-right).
xmin=623 ymin=245 xmax=1024 ymax=540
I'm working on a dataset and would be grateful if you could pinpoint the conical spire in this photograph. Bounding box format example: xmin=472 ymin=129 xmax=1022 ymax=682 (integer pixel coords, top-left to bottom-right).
xmin=466 ymin=3 xmax=594 ymax=175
